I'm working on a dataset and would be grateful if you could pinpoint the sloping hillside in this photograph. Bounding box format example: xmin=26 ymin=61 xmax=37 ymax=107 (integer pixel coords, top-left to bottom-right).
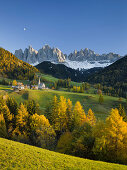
xmin=87 ymin=55 xmax=127 ymax=97
xmin=0 ymin=138 xmax=126 ymax=169
xmin=88 ymin=55 xmax=127 ymax=85
xmin=0 ymin=48 xmax=38 ymax=80
xmin=35 ymin=61 xmax=102 ymax=82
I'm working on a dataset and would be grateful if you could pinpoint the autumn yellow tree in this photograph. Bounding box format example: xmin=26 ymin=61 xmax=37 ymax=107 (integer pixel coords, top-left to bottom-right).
xmin=30 ymin=113 xmax=56 ymax=149
xmin=66 ymin=99 xmax=73 ymax=131
xmin=86 ymin=108 xmax=96 ymax=126
xmin=93 ymin=109 xmax=127 ymax=164
xmin=73 ymin=101 xmax=86 ymax=127
xmin=12 ymin=80 xmax=17 ymax=86
xmin=0 ymin=113 xmax=8 ymax=138
xmin=12 ymin=103 xmax=29 ymax=142
xmin=16 ymin=103 xmax=29 ymax=132
xmin=105 ymin=109 xmax=127 ymax=163
xmin=0 ymin=97 xmax=13 ymax=135
xmin=54 ymin=96 xmax=68 ymax=132
xmin=50 ymin=95 xmax=58 ymax=125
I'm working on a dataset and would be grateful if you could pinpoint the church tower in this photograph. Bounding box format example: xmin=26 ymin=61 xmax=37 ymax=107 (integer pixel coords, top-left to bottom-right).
xmin=38 ymin=77 xmax=40 ymax=85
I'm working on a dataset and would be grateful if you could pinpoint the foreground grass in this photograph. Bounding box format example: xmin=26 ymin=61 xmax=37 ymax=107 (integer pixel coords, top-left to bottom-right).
xmin=0 ymin=138 xmax=126 ymax=170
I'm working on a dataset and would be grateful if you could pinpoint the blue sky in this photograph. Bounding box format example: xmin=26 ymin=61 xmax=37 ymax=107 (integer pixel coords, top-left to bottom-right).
xmin=0 ymin=0 xmax=127 ymax=55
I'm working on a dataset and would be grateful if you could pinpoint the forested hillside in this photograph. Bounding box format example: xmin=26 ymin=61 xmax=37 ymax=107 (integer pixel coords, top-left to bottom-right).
xmin=35 ymin=61 xmax=102 ymax=82
xmin=87 ymin=55 xmax=127 ymax=97
xmin=0 ymin=48 xmax=38 ymax=80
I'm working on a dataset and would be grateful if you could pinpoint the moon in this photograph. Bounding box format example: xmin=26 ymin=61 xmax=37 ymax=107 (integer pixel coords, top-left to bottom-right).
xmin=24 ymin=27 xmax=26 ymax=31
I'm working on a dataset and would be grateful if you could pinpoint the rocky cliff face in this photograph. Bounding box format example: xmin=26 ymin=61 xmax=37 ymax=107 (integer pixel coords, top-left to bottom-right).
xmin=68 ymin=48 xmax=121 ymax=62
xmin=14 ymin=45 xmax=66 ymax=65
xmin=14 ymin=45 xmax=122 ymax=69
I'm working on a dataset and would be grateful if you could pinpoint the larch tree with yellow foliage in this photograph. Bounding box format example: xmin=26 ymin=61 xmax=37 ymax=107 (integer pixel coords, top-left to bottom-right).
xmin=30 ymin=113 xmax=56 ymax=149
xmin=93 ymin=108 xmax=127 ymax=164
xmin=73 ymin=101 xmax=86 ymax=127
xmin=0 ymin=113 xmax=8 ymax=138
xmin=66 ymin=99 xmax=73 ymax=131
xmin=50 ymin=95 xmax=58 ymax=125
xmin=86 ymin=108 xmax=96 ymax=126
xmin=12 ymin=103 xmax=29 ymax=142
xmin=54 ymin=96 xmax=68 ymax=133
xmin=0 ymin=96 xmax=13 ymax=135
xmin=105 ymin=108 xmax=127 ymax=163
xmin=16 ymin=103 xmax=29 ymax=133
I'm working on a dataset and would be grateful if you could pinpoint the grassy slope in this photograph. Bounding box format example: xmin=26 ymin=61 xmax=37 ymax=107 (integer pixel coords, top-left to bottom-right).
xmin=2 ymin=86 xmax=125 ymax=120
xmin=40 ymin=73 xmax=82 ymax=86
xmin=0 ymin=138 xmax=126 ymax=170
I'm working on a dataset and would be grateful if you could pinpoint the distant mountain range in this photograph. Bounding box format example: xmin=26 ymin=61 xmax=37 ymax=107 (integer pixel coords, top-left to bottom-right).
xmin=1 ymin=47 xmax=127 ymax=97
xmin=14 ymin=45 xmax=123 ymax=69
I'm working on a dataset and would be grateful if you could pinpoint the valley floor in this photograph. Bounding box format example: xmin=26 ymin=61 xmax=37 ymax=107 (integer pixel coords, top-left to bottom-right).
xmin=0 ymin=85 xmax=126 ymax=120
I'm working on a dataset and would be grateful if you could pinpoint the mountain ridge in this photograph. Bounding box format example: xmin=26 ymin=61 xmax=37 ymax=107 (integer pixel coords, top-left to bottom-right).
xmin=14 ymin=45 xmax=123 ymax=69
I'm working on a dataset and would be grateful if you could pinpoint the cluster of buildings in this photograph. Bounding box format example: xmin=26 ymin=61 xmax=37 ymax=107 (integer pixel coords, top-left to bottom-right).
xmin=12 ymin=78 xmax=47 ymax=91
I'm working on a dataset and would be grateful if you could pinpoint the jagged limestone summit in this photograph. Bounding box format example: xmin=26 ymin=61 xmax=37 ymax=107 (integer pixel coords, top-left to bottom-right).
xmin=14 ymin=45 xmax=122 ymax=69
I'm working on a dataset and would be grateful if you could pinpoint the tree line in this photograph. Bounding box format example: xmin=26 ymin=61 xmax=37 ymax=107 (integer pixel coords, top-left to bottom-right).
xmin=52 ymin=79 xmax=90 ymax=93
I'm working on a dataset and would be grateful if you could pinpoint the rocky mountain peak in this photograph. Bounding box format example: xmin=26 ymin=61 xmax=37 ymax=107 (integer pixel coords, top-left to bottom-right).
xmin=14 ymin=45 xmax=123 ymax=69
xmin=42 ymin=45 xmax=50 ymax=50
xmin=14 ymin=45 xmax=66 ymax=65
xmin=14 ymin=49 xmax=24 ymax=60
xmin=28 ymin=46 xmax=38 ymax=54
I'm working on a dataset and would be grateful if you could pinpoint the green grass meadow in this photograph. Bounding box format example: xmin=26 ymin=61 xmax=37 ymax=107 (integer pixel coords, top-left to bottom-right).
xmin=0 ymin=85 xmax=125 ymax=120
xmin=0 ymin=137 xmax=126 ymax=170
